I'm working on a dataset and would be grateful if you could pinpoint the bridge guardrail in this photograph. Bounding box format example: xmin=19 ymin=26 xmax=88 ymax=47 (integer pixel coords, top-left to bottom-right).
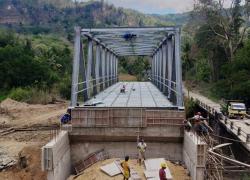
xmin=191 ymin=97 xmax=250 ymax=144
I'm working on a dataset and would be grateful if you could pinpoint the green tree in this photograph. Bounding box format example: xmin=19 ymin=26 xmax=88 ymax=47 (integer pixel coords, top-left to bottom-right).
xmin=194 ymin=0 xmax=248 ymax=62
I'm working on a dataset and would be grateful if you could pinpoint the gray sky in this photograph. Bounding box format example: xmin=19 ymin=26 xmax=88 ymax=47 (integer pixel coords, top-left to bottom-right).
xmin=79 ymin=0 xmax=194 ymax=14
xmin=104 ymin=0 xmax=194 ymax=14
xmin=79 ymin=0 xmax=242 ymax=14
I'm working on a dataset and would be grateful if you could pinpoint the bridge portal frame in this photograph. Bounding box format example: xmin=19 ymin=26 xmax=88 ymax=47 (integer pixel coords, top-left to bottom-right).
xmin=70 ymin=27 xmax=183 ymax=107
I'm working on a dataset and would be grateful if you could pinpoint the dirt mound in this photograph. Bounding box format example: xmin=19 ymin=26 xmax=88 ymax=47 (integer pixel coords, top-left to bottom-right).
xmin=0 ymin=98 xmax=68 ymax=126
xmin=0 ymin=146 xmax=46 ymax=180
xmin=0 ymin=98 xmax=29 ymax=111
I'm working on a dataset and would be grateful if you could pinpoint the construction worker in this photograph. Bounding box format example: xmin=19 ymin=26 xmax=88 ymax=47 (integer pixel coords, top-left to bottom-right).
xmin=60 ymin=109 xmax=71 ymax=124
xmin=120 ymin=84 xmax=126 ymax=93
xmin=121 ymin=155 xmax=130 ymax=180
xmin=189 ymin=112 xmax=208 ymax=135
xmin=159 ymin=162 xmax=167 ymax=180
xmin=137 ymin=138 xmax=147 ymax=165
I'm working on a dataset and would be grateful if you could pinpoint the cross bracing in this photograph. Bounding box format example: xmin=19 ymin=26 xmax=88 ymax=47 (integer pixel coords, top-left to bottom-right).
xmin=70 ymin=26 xmax=183 ymax=108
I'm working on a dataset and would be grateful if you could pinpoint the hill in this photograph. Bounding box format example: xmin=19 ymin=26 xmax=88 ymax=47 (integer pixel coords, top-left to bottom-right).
xmin=152 ymin=12 xmax=190 ymax=26
xmin=0 ymin=0 xmax=187 ymax=34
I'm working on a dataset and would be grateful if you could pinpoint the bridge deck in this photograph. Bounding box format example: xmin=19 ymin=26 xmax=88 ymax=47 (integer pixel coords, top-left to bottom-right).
xmin=84 ymin=82 xmax=173 ymax=107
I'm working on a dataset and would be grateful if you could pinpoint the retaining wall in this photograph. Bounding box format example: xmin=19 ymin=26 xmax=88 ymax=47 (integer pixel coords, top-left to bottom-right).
xmin=42 ymin=131 xmax=71 ymax=180
xmin=183 ymin=131 xmax=207 ymax=180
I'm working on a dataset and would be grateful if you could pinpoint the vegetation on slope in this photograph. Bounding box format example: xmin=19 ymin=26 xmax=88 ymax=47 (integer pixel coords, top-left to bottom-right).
xmin=0 ymin=29 xmax=72 ymax=103
xmin=0 ymin=0 xmax=173 ymax=35
xmin=182 ymin=0 xmax=250 ymax=105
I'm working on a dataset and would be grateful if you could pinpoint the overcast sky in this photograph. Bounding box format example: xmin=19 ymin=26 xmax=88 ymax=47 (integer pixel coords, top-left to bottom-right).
xmin=79 ymin=0 xmax=243 ymax=14
xmin=104 ymin=0 xmax=195 ymax=14
xmin=77 ymin=0 xmax=194 ymax=14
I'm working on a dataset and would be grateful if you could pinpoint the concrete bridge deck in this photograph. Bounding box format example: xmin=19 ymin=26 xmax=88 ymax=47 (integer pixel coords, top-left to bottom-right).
xmin=84 ymin=82 xmax=174 ymax=108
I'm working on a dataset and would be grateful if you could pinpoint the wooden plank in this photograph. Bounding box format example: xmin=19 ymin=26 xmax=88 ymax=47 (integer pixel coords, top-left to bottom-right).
xmin=100 ymin=162 xmax=121 ymax=176
xmin=144 ymin=158 xmax=165 ymax=171
xmin=74 ymin=149 xmax=108 ymax=173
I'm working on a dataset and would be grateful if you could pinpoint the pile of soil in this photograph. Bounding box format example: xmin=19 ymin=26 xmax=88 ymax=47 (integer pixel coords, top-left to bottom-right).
xmin=0 ymin=146 xmax=46 ymax=180
xmin=0 ymin=98 xmax=67 ymax=126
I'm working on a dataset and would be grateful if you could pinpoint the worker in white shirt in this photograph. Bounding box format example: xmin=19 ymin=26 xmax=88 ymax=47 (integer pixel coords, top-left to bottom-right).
xmin=137 ymin=138 xmax=147 ymax=165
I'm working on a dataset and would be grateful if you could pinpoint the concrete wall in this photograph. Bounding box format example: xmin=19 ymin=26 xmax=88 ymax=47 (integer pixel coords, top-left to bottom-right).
xmin=71 ymin=107 xmax=185 ymax=128
xmin=70 ymin=142 xmax=183 ymax=166
xmin=183 ymin=131 xmax=207 ymax=180
xmin=42 ymin=131 xmax=71 ymax=180
xmin=70 ymin=126 xmax=183 ymax=143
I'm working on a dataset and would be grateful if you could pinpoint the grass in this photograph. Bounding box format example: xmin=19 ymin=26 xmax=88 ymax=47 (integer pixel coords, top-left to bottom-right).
xmin=8 ymin=87 xmax=55 ymax=104
xmin=119 ymin=73 xmax=137 ymax=81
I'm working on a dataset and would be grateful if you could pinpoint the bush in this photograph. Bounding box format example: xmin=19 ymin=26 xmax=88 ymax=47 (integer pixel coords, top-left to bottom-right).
xmin=184 ymin=98 xmax=200 ymax=118
xmin=58 ymin=76 xmax=71 ymax=100
xmin=28 ymin=88 xmax=52 ymax=104
xmin=8 ymin=87 xmax=52 ymax=104
xmin=9 ymin=88 xmax=31 ymax=102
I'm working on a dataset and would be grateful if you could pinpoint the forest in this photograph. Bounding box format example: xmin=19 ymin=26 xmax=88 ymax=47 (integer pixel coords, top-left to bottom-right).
xmin=182 ymin=0 xmax=250 ymax=105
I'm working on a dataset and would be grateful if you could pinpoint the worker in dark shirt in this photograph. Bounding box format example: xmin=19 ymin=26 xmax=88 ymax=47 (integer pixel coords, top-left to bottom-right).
xmin=60 ymin=109 xmax=71 ymax=124
xmin=159 ymin=162 xmax=167 ymax=180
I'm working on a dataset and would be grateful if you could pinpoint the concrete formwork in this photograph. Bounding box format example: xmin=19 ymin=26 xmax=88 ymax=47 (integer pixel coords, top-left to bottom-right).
xmin=183 ymin=131 xmax=207 ymax=180
xmin=42 ymin=131 xmax=71 ymax=180
xmin=71 ymin=107 xmax=184 ymax=128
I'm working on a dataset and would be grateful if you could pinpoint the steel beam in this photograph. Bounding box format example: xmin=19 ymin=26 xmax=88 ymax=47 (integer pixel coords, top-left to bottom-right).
xmin=80 ymin=43 xmax=88 ymax=102
xmin=156 ymin=51 xmax=159 ymax=88
xmin=153 ymin=55 xmax=157 ymax=85
xmin=101 ymin=47 xmax=106 ymax=89
xmin=116 ymin=57 xmax=119 ymax=82
xmin=151 ymin=56 xmax=154 ymax=84
xmin=81 ymin=27 xmax=176 ymax=32
xmin=162 ymin=43 xmax=167 ymax=94
xmin=175 ymin=28 xmax=183 ymax=107
xmin=110 ymin=53 xmax=114 ymax=85
xmin=82 ymin=33 xmax=117 ymax=56
xmin=71 ymin=27 xmax=81 ymax=107
xmin=167 ymin=37 xmax=173 ymax=99
xmin=86 ymin=38 xmax=93 ymax=98
xmin=106 ymin=51 xmax=110 ymax=87
xmin=95 ymin=44 xmax=101 ymax=93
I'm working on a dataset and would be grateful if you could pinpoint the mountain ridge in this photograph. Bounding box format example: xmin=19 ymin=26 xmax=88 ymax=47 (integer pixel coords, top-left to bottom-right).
xmin=0 ymin=0 xmax=188 ymax=34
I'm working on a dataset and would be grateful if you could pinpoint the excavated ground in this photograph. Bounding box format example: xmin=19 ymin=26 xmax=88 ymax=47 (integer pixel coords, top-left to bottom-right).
xmin=68 ymin=159 xmax=191 ymax=180
xmin=0 ymin=98 xmax=67 ymax=180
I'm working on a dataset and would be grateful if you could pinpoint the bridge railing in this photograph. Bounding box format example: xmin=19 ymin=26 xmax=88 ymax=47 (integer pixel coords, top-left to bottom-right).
xmin=151 ymin=75 xmax=182 ymax=105
xmin=73 ymin=75 xmax=118 ymax=95
xmin=223 ymin=118 xmax=250 ymax=143
xmin=190 ymin=97 xmax=250 ymax=144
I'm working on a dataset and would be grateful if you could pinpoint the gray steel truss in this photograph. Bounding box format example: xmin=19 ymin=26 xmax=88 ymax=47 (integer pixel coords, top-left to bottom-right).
xmin=70 ymin=26 xmax=183 ymax=107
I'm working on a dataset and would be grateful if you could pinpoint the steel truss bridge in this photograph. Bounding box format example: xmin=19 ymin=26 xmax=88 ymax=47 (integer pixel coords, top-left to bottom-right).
xmin=70 ymin=27 xmax=183 ymax=108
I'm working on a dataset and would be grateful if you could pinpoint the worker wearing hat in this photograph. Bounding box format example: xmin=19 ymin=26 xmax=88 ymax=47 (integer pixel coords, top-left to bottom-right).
xmin=121 ymin=156 xmax=130 ymax=180
xmin=159 ymin=162 xmax=167 ymax=180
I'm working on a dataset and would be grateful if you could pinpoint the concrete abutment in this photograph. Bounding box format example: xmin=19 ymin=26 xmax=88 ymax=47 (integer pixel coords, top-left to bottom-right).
xmin=42 ymin=110 xmax=207 ymax=180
